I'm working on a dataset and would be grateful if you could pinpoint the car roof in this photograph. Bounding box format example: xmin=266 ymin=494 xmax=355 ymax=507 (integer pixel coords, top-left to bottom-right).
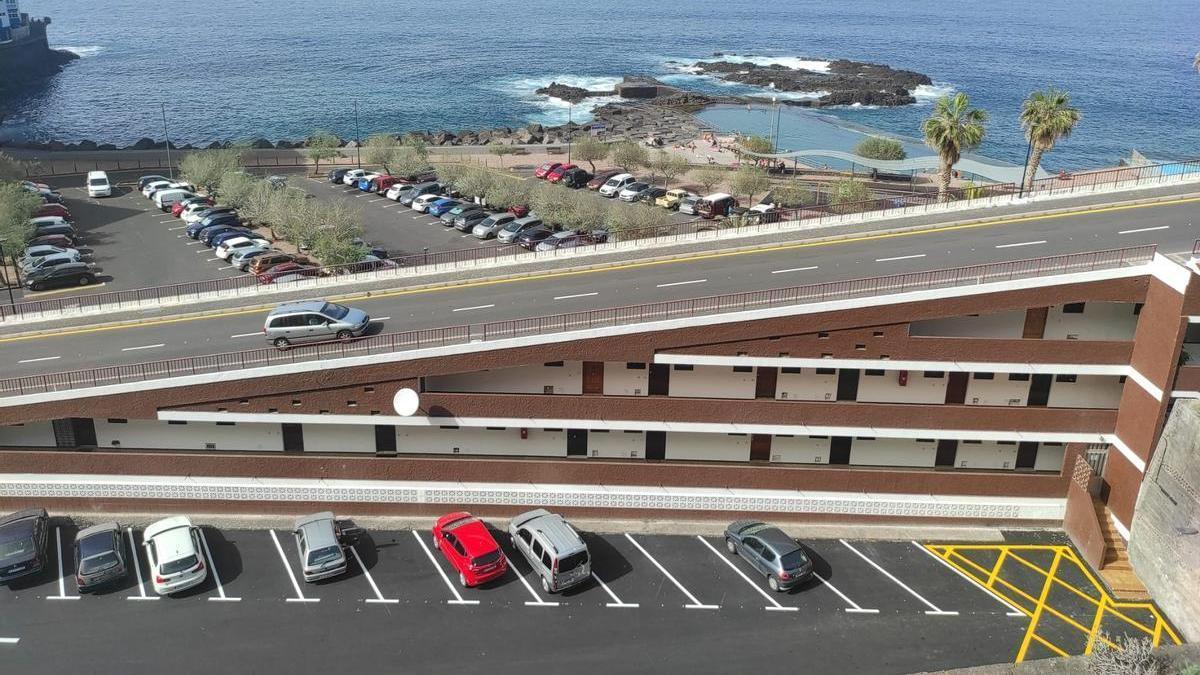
xmin=269 ymin=300 xmax=330 ymax=315
xmin=449 ymin=518 xmax=498 ymax=554
xmin=607 ymin=173 xmax=632 ymax=181
xmin=32 ymin=262 xmax=89 ymax=276
xmin=145 ymin=517 xmax=196 ymax=562
xmin=704 ymin=192 xmax=733 ymax=200
xmin=76 ymin=521 xmax=121 ymax=540
xmin=294 ymin=512 xmax=338 ymax=548
xmin=755 ymin=527 xmax=801 ymax=553
xmin=0 ymin=508 xmax=45 ymax=537
xmin=511 ymin=509 xmax=584 ymax=553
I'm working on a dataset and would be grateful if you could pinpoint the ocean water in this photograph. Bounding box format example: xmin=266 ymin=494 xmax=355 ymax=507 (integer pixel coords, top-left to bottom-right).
xmin=5 ymin=0 xmax=1198 ymax=170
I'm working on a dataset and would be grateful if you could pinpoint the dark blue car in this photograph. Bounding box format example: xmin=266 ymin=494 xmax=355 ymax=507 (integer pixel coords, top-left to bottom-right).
xmin=210 ymin=230 xmax=259 ymax=249
xmin=187 ymin=213 xmax=240 ymax=238
xmin=201 ymin=225 xmax=250 ymax=246
xmin=427 ymin=199 xmax=460 ymax=217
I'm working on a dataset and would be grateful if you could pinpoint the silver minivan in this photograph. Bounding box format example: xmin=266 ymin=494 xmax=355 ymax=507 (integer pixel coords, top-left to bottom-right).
xmin=263 ymin=300 xmax=372 ymax=349
xmin=507 ymin=509 xmax=590 ymax=594
xmin=496 ymin=216 xmax=543 ymax=244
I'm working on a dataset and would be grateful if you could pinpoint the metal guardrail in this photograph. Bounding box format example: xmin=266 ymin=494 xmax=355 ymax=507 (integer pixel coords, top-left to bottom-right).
xmin=0 ymin=245 xmax=1156 ymax=397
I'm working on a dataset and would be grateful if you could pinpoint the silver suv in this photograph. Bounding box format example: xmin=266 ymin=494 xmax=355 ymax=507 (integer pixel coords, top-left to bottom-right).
xmin=508 ymin=509 xmax=590 ymax=593
xmin=263 ymin=300 xmax=371 ymax=349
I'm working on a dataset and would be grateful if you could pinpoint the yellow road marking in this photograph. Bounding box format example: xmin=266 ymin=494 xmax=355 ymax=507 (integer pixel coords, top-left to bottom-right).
xmin=1017 ymin=549 xmax=1064 ymax=662
xmin=2 ymin=195 xmax=1198 ymax=347
xmin=1085 ymin=595 xmax=1107 ymax=654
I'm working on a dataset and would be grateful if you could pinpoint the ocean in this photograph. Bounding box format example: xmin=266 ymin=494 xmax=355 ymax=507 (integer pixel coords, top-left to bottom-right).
xmin=4 ymin=0 xmax=1198 ymax=170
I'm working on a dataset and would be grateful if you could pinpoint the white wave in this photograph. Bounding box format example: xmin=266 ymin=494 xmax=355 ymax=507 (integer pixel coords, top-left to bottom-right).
xmin=773 ymin=89 xmax=829 ymax=101
xmin=704 ymin=54 xmax=832 ymax=73
xmin=56 ymin=45 xmax=104 ymax=57
xmin=494 ymin=74 xmax=625 ymax=126
xmin=913 ymin=82 xmax=956 ymax=102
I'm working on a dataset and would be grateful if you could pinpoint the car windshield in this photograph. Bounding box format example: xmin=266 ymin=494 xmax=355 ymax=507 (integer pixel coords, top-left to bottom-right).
xmin=79 ymin=551 xmax=120 ymax=574
xmin=88 ymin=178 xmax=107 ymax=186
xmin=307 ymin=545 xmax=342 ymax=566
xmin=471 ymin=550 xmax=502 ymax=567
xmin=321 ymin=302 xmax=350 ymax=320
xmin=0 ymin=537 xmax=34 ymax=559
xmin=558 ymin=550 xmax=589 ymax=573
xmin=503 ymin=221 xmax=524 ymax=232
xmin=781 ymin=548 xmax=810 ymax=568
xmin=160 ymin=554 xmax=198 ymax=575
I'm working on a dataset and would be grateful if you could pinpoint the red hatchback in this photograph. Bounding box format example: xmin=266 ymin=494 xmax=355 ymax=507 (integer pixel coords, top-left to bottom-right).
xmin=533 ymin=162 xmax=562 ymax=179
xmin=432 ymin=512 xmax=507 ymax=587
xmin=256 ymin=262 xmax=319 ymax=284
xmin=34 ymin=204 xmax=72 ymax=221
xmin=546 ymin=163 xmax=576 ymax=183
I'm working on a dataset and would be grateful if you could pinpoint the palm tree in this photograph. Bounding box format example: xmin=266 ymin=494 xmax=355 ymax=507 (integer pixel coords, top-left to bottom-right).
xmin=921 ymin=92 xmax=988 ymax=201
xmin=1019 ymin=88 xmax=1081 ymax=191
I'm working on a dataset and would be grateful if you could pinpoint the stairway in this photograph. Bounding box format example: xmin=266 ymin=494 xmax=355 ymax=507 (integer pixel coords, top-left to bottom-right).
xmin=1094 ymin=501 xmax=1150 ymax=601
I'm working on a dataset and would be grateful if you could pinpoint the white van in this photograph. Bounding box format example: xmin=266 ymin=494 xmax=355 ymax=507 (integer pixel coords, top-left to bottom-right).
xmin=86 ymin=171 xmax=112 ymax=198
xmin=153 ymin=188 xmax=194 ymax=212
xmin=598 ymin=173 xmax=635 ymax=198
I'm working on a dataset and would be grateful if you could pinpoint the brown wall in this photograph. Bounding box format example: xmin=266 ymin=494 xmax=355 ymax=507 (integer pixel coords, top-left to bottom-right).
xmin=1174 ymin=365 xmax=1200 ymax=391
xmin=1063 ymin=464 xmax=1106 ymax=568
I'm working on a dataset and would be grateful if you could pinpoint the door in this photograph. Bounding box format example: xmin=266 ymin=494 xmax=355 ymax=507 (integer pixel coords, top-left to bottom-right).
xmin=945 ymin=372 xmax=969 ymax=404
xmin=281 ymin=423 xmax=304 ymax=453
xmin=743 ymin=537 xmax=767 ymax=574
xmin=645 ymin=431 xmax=666 ymax=460
xmin=836 ymin=369 xmax=860 ymax=401
xmin=648 ymin=364 xmax=670 ymax=396
xmin=374 ymin=425 xmax=396 ymax=456
xmin=829 ymin=437 xmax=852 ymax=465
xmin=935 ymin=439 xmax=958 ymax=467
xmin=582 ymin=362 xmax=604 ymax=394
xmin=755 ymin=367 xmax=778 ymax=399
xmin=567 ymin=429 xmax=587 ymax=457
xmin=749 ymin=434 xmax=771 ymax=462
xmin=1028 ymin=375 xmax=1052 ymax=407
xmin=1015 ymin=442 xmax=1038 ymax=470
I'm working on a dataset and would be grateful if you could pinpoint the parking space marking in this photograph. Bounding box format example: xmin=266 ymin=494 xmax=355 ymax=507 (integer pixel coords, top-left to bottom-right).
xmin=168 ymin=226 xmax=188 ymax=231
xmin=348 ymin=545 xmax=400 ymax=604
xmin=47 ymin=527 xmax=79 ymax=601
xmin=197 ymin=528 xmax=240 ymax=602
xmin=373 ymin=316 xmax=391 ymax=322
xmin=913 ymin=541 xmax=1022 ymax=616
xmin=695 ymin=536 xmax=797 ymax=612
xmin=268 ymin=529 xmax=319 ymax=603
xmin=656 ymin=279 xmax=707 ymax=288
xmin=624 ymin=534 xmax=718 ymax=610
xmin=125 ymin=527 xmax=159 ymax=601
xmin=875 ymin=254 xmax=927 ymax=262
xmin=813 ymin=573 xmax=880 ymax=613
xmin=590 ymin=572 xmax=638 ymax=608
xmin=1119 ymin=225 xmax=1169 ymax=234
xmin=502 ymin=554 xmax=559 ymax=607
xmin=839 ymin=540 xmax=957 ymax=616
xmin=206 ymin=257 xmax=222 ymax=262
xmin=121 ymin=343 xmax=165 ymax=352
xmin=554 ymin=292 xmax=599 ymax=301
xmin=410 ymin=530 xmax=479 ymax=606
xmin=158 ymin=219 xmax=176 ymax=224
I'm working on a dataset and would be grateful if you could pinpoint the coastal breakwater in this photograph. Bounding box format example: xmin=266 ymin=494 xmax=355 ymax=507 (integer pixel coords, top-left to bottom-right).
xmin=0 ymin=16 xmax=78 ymax=103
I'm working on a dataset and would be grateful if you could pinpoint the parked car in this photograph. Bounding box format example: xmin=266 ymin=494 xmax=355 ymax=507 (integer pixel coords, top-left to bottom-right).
xmin=697 ymin=193 xmax=739 ymax=219
xmin=24 ymin=262 xmax=96 ymax=291
xmin=200 ymin=225 xmax=252 ymax=246
xmin=452 ymin=210 xmax=490 ymax=232
xmin=656 ymin=188 xmax=694 ymax=210
xmin=586 ymin=170 xmax=621 ymax=190
xmin=440 ymin=204 xmax=480 ymax=225
xmin=173 ymin=195 xmax=213 ymax=217
xmin=678 ymin=195 xmax=701 ymax=215
xmin=471 ymin=212 xmax=516 ymax=239
xmin=263 ymin=300 xmax=371 ymax=347
xmin=22 ymin=244 xmax=79 ymax=263
xmin=249 ymin=252 xmax=310 ymax=276
xmin=427 ymin=198 xmax=461 ymax=217
xmin=256 ymin=262 xmax=320 ymax=285
xmin=636 ymin=186 xmax=667 ymax=203
xmin=184 ymin=205 xmax=235 ymax=224
xmin=154 ymin=188 xmax=196 ymax=212
xmin=142 ymin=180 xmax=189 ymax=198
xmin=0 ymin=508 xmax=49 ymax=584
xmin=507 ymin=509 xmax=590 ymax=593
xmin=137 ymin=175 xmax=170 ymax=190
xmin=215 ymin=236 xmax=270 ymax=259
xmin=410 ymin=193 xmax=444 ymax=213
xmin=373 ymin=175 xmax=402 ymax=194
xmin=292 ymin=512 xmax=362 ymax=582
xmin=516 ymin=227 xmax=554 ymax=250
xmin=327 ymin=168 xmax=352 ymax=184
xmin=22 ymin=251 xmax=82 ymax=273
xmin=399 ymin=182 xmax=442 ymax=206
xmin=230 ymin=246 xmax=274 ymax=270
xmin=32 ymin=222 xmax=77 ymax=239
xmin=496 ymin=216 xmax=543 ymax=244
xmin=534 ymin=229 xmax=605 ymax=251
xmin=34 ymin=204 xmax=72 ymax=220
xmin=507 ymin=204 xmax=530 ymax=218
xmin=142 ymin=516 xmax=207 ymax=596
xmin=29 ymin=215 xmax=71 ymax=230
xmin=187 ymin=213 xmax=241 ymax=238
xmin=546 ymin=163 xmax=576 ymax=183
xmin=341 ymin=169 xmax=368 ymax=186
xmin=384 ymin=181 xmax=413 ymax=201
xmin=598 ymin=173 xmax=635 ymax=197
xmin=344 ymin=254 xmax=398 ymax=274
xmin=22 ymin=180 xmax=52 ymax=191
xmin=86 ymin=170 xmax=112 ymax=198
xmin=618 ymin=181 xmax=650 ymax=202
xmin=356 ymin=173 xmax=382 ymax=191
xmin=560 ymin=167 xmax=593 ymax=188
xmin=28 ymin=233 xmax=78 ymax=249
xmin=73 ymin=522 xmax=128 ymax=593
xmin=433 ymin=512 xmax=507 ymax=587
xmin=723 ymin=520 xmax=813 ymax=592
xmin=746 ymin=203 xmax=781 ymax=224
xmin=534 ymin=162 xmax=563 ymax=179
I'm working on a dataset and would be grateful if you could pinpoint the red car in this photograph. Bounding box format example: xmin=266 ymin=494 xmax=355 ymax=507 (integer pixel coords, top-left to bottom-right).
xmin=172 ymin=196 xmax=212 ymax=217
xmin=432 ymin=512 xmax=507 ymax=587
xmin=34 ymin=204 xmax=72 ymax=221
xmin=256 ymin=262 xmax=320 ymax=285
xmin=508 ymin=204 xmax=530 ymax=218
xmin=533 ymin=162 xmax=562 ymax=180
xmin=545 ymin=163 xmax=576 ymax=184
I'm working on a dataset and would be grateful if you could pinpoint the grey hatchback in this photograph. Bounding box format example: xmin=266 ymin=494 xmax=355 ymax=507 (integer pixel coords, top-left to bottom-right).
xmin=73 ymin=522 xmax=128 ymax=592
xmin=724 ymin=520 xmax=814 ymax=592
xmin=292 ymin=512 xmax=362 ymax=582
xmin=263 ymin=300 xmax=372 ymax=349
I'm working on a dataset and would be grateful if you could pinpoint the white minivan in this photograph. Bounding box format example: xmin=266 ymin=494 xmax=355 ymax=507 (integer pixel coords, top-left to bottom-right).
xmin=598 ymin=173 xmax=635 ymax=198
xmin=86 ymin=171 xmax=112 ymax=198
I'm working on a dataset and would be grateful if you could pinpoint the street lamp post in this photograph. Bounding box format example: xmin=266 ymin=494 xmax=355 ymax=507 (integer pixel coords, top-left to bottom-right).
xmin=161 ymin=103 xmax=173 ymax=179
xmin=567 ymin=103 xmax=573 ymax=164
xmin=354 ymin=100 xmax=362 ymax=168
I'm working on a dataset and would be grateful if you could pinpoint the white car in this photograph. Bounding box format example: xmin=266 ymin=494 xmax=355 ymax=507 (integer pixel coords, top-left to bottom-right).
xmin=142 ymin=180 xmax=186 ymax=198
xmin=86 ymin=171 xmax=112 ymax=198
xmin=341 ymin=169 xmax=367 ymax=186
xmin=215 ymin=236 xmax=271 ymax=260
xmin=411 ymin=193 xmax=443 ymax=213
xmin=142 ymin=516 xmax=207 ymax=596
xmin=385 ymin=183 xmax=410 ymax=201
xmin=618 ymin=182 xmax=650 ymax=202
xmin=181 ymin=203 xmax=216 ymax=223
xmin=598 ymin=173 xmax=634 ymax=198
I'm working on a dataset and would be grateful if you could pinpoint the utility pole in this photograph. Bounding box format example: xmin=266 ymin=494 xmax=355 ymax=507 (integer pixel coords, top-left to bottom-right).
xmin=161 ymin=103 xmax=173 ymax=179
xmin=354 ymin=100 xmax=362 ymax=168
xmin=567 ymin=103 xmax=573 ymax=164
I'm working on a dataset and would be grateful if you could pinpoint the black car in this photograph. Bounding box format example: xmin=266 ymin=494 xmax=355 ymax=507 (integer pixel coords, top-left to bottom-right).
xmin=0 ymin=508 xmax=49 ymax=584
xmin=24 ymin=262 xmax=97 ymax=291
xmin=637 ymin=187 xmax=667 ymax=203
xmin=73 ymin=522 xmax=128 ymax=593
xmin=453 ymin=210 xmax=490 ymax=232
xmin=40 ymin=192 xmax=64 ymax=205
xmin=187 ymin=213 xmax=241 ymax=238
xmin=560 ymin=167 xmax=593 ymax=189
xmin=516 ymin=227 xmax=554 ymax=250
xmin=327 ymin=168 xmax=352 ymax=184
xmin=33 ymin=223 xmax=77 ymax=239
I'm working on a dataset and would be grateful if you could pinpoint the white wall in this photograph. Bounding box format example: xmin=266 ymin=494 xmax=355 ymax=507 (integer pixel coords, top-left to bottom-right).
xmin=965 ymin=375 xmax=1030 ymax=406
xmin=1034 ymin=443 xmax=1067 ymax=473
xmin=775 ymin=368 xmax=838 ymax=401
xmin=1044 ymin=302 xmax=1139 ymax=341
xmin=1046 ymin=375 xmax=1124 ymax=409
xmin=668 ymin=365 xmax=756 ymax=399
xmin=856 ymin=370 xmax=948 ymax=404
xmin=955 ymin=441 xmax=1019 ymax=470
xmin=395 ymin=426 xmax=566 ymax=457
xmin=95 ymin=420 xmax=284 ymax=451
xmin=664 ymin=432 xmax=751 ymax=462
xmin=849 ymin=437 xmax=937 ymax=468
xmin=302 ymin=424 xmax=376 ymax=453
xmin=603 ymin=362 xmax=648 ymax=396
xmin=908 ymin=310 xmax=1026 ymax=338
xmin=770 ymin=436 xmax=830 ymax=464
xmin=587 ymin=430 xmax=644 ymax=459
xmin=0 ymin=422 xmax=56 ymax=447
xmin=425 ymin=362 xmax=582 ymax=395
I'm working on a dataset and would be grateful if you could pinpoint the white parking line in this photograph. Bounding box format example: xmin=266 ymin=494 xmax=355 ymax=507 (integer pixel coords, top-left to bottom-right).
xmin=168 ymin=226 xmax=188 ymax=231
xmin=554 ymin=292 xmax=599 ymax=301
xmin=121 ymin=344 xmax=165 ymax=352
xmin=695 ymin=536 xmax=796 ymax=612
xmin=771 ymin=266 xmax=819 ymax=274
xmin=994 ymin=240 xmax=1046 ymax=249
xmin=158 ymin=220 xmax=176 ymax=224
xmin=379 ymin=203 xmax=399 ymax=208
xmin=813 ymin=573 xmax=879 ymax=614
xmin=349 ymin=545 xmax=400 ymax=604
xmin=18 ymin=356 xmax=60 ymax=364
xmin=197 ymin=528 xmax=240 ymax=602
xmin=624 ymin=533 xmax=718 ymax=609
xmin=911 ymin=542 xmax=1023 ymax=616
xmin=875 ymin=254 xmax=926 ymax=262
xmin=656 ymin=279 xmax=707 ymax=288
xmin=410 ymin=530 xmax=479 ymax=605
xmin=839 ymin=539 xmax=957 ymax=615
xmin=0 ymin=638 xmax=18 ymax=645
xmin=590 ymin=572 xmax=638 ymax=608
xmin=206 ymin=257 xmax=222 ymax=262
xmin=230 ymin=331 xmax=264 ymax=339
xmin=452 ymin=304 xmax=495 ymax=312
xmin=502 ymin=554 xmax=559 ymax=607
xmin=268 ymin=529 xmax=319 ymax=603
xmin=47 ymin=527 xmax=79 ymax=601
xmin=125 ymin=527 xmax=159 ymax=601
xmin=1118 ymin=225 xmax=1169 ymax=234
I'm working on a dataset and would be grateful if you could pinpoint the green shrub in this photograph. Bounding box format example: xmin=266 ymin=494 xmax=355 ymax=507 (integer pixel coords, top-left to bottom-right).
xmin=855 ymin=136 xmax=907 ymax=161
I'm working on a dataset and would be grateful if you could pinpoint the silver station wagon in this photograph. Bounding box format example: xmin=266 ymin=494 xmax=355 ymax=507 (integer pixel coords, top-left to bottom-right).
xmin=263 ymin=300 xmax=371 ymax=349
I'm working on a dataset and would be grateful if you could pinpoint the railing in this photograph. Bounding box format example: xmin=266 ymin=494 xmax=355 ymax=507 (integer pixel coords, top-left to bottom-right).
xmin=0 ymin=245 xmax=1156 ymax=398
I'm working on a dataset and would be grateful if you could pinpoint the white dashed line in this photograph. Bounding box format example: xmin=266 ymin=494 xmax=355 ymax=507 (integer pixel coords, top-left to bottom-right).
xmin=994 ymin=240 xmax=1047 ymax=249
xmin=656 ymin=279 xmax=707 ymax=288
xmin=372 ymin=316 xmax=391 ymax=322
xmin=0 ymin=638 xmax=19 ymax=645
xmin=625 ymin=533 xmax=718 ymax=609
xmin=121 ymin=343 xmax=165 ymax=352
xmin=839 ymin=539 xmax=957 ymax=615
xmin=874 ymin=254 xmax=926 ymax=262
xmin=1118 ymin=225 xmax=1169 ymax=234
xmin=125 ymin=527 xmax=159 ymax=601
xmin=554 ymin=292 xmax=599 ymax=301
xmin=269 ymin=529 xmax=318 ymax=603
xmin=770 ymin=266 xmax=819 ymax=274
xmin=18 ymin=356 xmax=61 ymax=364
xmin=452 ymin=304 xmax=495 ymax=312
xmin=411 ymin=530 xmax=479 ymax=605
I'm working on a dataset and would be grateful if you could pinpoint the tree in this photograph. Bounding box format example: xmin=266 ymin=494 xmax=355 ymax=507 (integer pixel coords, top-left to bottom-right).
xmin=363 ymin=133 xmax=403 ymax=174
xmin=1019 ymin=88 xmax=1081 ymax=191
xmin=606 ymin=203 xmax=671 ymax=238
xmin=306 ymin=131 xmax=341 ymax=176
xmin=484 ymin=176 xmax=530 ymax=210
xmin=216 ymin=171 xmax=259 ymax=208
xmin=738 ymin=134 xmax=774 ymax=156
xmin=828 ymin=178 xmax=873 ymax=209
xmin=566 ymin=191 xmax=609 ymax=232
xmin=573 ymin=137 xmax=609 ymax=173
xmin=458 ymin=167 xmax=496 ymax=203
xmin=652 ymin=151 xmax=690 ymax=188
xmin=240 ymin=181 xmax=278 ymax=226
xmin=391 ymin=147 xmax=431 ymax=178
xmin=921 ymin=92 xmax=988 ymax=201
xmin=692 ymin=166 xmax=726 ymax=194
xmin=401 ymin=134 xmax=429 ymax=161
xmin=770 ymin=181 xmax=815 ymax=207
xmin=854 ymin=136 xmax=907 ymax=161
xmin=487 ymin=144 xmax=520 ymax=167
xmin=730 ymin=166 xmax=770 ymax=204
xmin=180 ymin=149 xmax=241 ymax=194
xmin=610 ymin=141 xmax=649 ymax=173
xmin=529 ymin=184 xmax=574 ymax=227
xmin=0 ymin=182 xmax=41 ymax=251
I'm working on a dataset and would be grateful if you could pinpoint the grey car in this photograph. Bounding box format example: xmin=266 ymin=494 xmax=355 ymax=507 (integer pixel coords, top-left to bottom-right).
xmin=22 ymin=245 xmax=79 ymax=263
xmin=440 ymin=204 xmax=480 ymax=225
xmin=0 ymin=508 xmax=49 ymax=583
xmin=453 ymin=210 xmax=489 ymax=232
xmin=472 ymin=212 xmax=516 ymax=239
xmin=723 ymin=520 xmax=814 ymax=592
xmin=496 ymin=216 xmax=543 ymax=244
xmin=22 ymin=250 xmax=81 ymax=273
xmin=73 ymin=522 xmax=128 ymax=592
xmin=292 ymin=512 xmax=362 ymax=582
xmin=263 ymin=300 xmax=372 ymax=349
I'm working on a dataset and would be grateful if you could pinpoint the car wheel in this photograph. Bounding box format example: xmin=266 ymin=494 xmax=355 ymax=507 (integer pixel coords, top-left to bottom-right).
xmin=336 ymin=329 xmax=352 ymax=341
xmin=768 ymin=576 xmax=781 ymax=592
xmin=726 ymin=538 xmax=736 ymax=554
xmin=273 ymin=337 xmax=290 ymax=349
xmin=541 ymin=576 xmax=552 ymax=594
xmin=78 ymin=275 xmax=92 ymax=286
xmin=459 ymin=572 xmax=468 ymax=588
xmin=31 ymin=283 xmax=45 ymax=292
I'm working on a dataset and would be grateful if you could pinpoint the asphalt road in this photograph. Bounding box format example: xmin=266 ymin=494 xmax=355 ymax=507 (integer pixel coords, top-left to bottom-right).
xmin=1 ymin=195 xmax=1197 ymax=377
xmin=0 ymin=519 xmax=1086 ymax=673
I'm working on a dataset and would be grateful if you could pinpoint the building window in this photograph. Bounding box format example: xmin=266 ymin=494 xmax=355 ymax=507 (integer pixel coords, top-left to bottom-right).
xmin=167 ymin=420 xmax=187 ymax=425
xmin=864 ymin=369 xmax=885 ymax=376
xmin=1133 ymin=303 xmax=1143 ymax=316
xmin=1008 ymin=373 xmax=1031 ymax=381
xmin=974 ymin=372 xmax=995 ymax=380
xmin=857 ymin=437 xmax=876 ymax=441
xmin=1118 ymin=375 xmax=1127 ymax=384
xmin=781 ymin=367 xmax=803 ymax=374
xmin=855 ymin=344 xmax=866 ymax=351
xmin=544 ymin=361 xmax=564 ymax=367
xmin=923 ymin=371 xmax=945 ymax=378
xmin=817 ymin=332 xmax=829 ymax=339
xmin=732 ymin=366 xmax=753 ymax=373
xmin=626 ymin=362 xmax=646 ymax=370
xmin=1062 ymin=302 xmax=1086 ymax=314
xmin=816 ymin=368 xmax=836 ymax=375
xmin=1055 ymin=374 xmax=1078 ymax=383
xmin=673 ymin=364 xmax=694 ymax=371
xmin=215 ymin=422 xmax=235 ymax=426
xmin=916 ymin=438 xmax=935 ymax=443
xmin=106 ymin=418 xmax=127 ymax=424
xmin=485 ymin=427 xmax=506 ymax=431
xmin=810 ymin=435 xmax=829 ymax=440
xmin=998 ymin=441 xmax=1016 ymax=445
xmin=962 ymin=440 xmax=982 ymax=444
xmin=873 ymin=331 xmax=884 ymax=337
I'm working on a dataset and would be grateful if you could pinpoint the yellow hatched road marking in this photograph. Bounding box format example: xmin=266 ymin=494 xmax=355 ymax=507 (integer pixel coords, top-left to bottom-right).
xmin=1085 ymin=595 xmax=1107 ymax=655
xmin=1016 ymin=548 xmax=1064 ymax=663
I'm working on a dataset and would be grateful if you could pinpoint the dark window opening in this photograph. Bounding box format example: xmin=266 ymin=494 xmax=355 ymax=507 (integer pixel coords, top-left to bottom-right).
xmin=732 ymin=366 xmax=753 ymax=373
xmin=974 ymin=372 xmax=995 ymax=380
xmin=924 ymin=371 xmax=945 ymax=378
xmin=1055 ymin=374 xmax=1078 ymax=383
xmin=1008 ymin=373 xmax=1031 ymax=381
xmin=673 ymin=364 xmax=694 ymax=371
xmin=864 ymin=369 xmax=885 ymax=376
xmin=626 ymin=362 xmax=646 ymax=370
xmin=1062 ymin=302 xmax=1086 ymax=314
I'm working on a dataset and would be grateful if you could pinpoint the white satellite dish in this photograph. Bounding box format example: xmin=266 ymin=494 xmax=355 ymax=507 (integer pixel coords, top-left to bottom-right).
xmin=393 ymin=388 xmax=420 ymax=416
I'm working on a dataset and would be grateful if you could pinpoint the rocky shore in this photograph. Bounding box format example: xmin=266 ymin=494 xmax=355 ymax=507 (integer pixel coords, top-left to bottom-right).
xmin=673 ymin=57 xmax=932 ymax=107
xmin=0 ymin=47 xmax=78 ymax=102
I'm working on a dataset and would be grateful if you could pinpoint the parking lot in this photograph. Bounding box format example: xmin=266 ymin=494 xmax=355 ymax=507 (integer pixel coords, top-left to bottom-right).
xmin=1 ymin=517 xmax=1174 ymax=672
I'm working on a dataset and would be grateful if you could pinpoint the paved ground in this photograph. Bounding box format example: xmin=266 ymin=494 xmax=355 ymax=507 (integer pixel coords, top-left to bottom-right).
xmin=3 ymin=517 xmax=1160 ymax=673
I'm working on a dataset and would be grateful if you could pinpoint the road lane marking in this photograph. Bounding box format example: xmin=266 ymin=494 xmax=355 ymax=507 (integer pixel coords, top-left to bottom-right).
xmin=839 ymin=539 xmax=957 ymax=615
xmin=452 ymin=304 xmax=495 ymax=312
xmin=771 ymin=266 xmax=819 ymax=274
xmin=591 ymin=572 xmax=638 ymax=608
xmin=198 ymin=528 xmax=240 ymax=602
xmin=125 ymin=527 xmax=159 ymax=601
xmin=913 ymin=542 xmax=1023 ymax=616
xmin=349 ymin=545 xmax=400 ymax=604
xmin=501 ymin=553 xmax=558 ymax=607
xmin=875 ymin=254 xmax=926 ymax=262
xmin=554 ymin=292 xmax=598 ymax=300
xmin=47 ymin=527 xmax=79 ymax=601
xmin=995 ymin=240 xmax=1047 ymax=249
xmin=121 ymin=343 xmax=165 ymax=351
xmin=1118 ymin=225 xmax=1169 ymax=234
xmin=624 ymin=533 xmax=718 ymax=609
xmin=269 ymin=529 xmax=319 ymax=603
xmin=372 ymin=316 xmax=391 ymax=322
xmin=656 ymin=279 xmax=706 ymax=288
xmin=411 ymin=530 xmax=479 ymax=605
xmin=0 ymin=638 xmax=18 ymax=645
xmin=695 ymin=536 xmax=796 ymax=612
xmin=18 ymin=356 xmax=60 ymax=364
xmin=813 ymin=572 xmax=879 ymax=613
xmin=230 ymin=331 xmax=263 ymax=339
